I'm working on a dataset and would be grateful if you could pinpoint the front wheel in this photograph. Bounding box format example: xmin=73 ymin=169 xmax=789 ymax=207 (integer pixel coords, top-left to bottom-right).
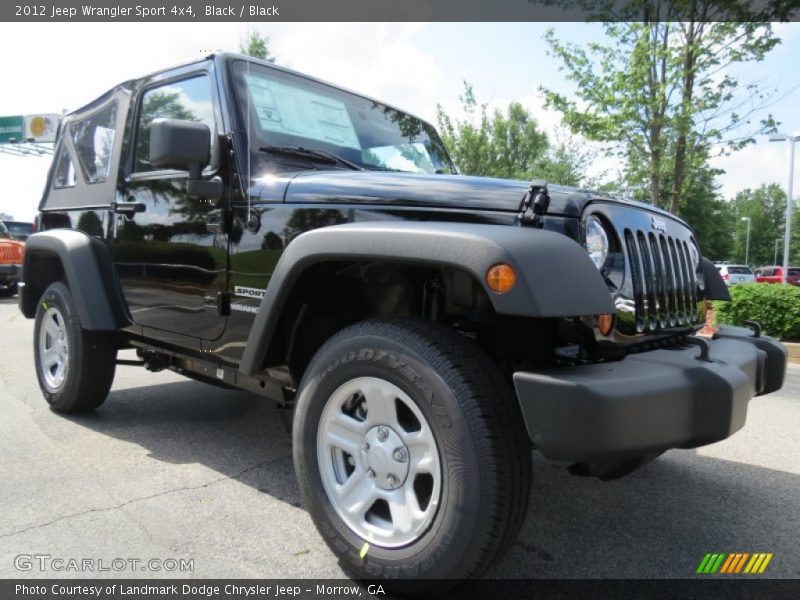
xmin=293 ymin=318 xmax=531 ymax=591
xmin=33 ymin=282 xmax=117 ymax=413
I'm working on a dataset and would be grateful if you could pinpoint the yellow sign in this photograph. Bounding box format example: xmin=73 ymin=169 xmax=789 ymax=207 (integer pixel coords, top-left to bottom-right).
xmin=23 ymin=114 xmax=60 ymax=143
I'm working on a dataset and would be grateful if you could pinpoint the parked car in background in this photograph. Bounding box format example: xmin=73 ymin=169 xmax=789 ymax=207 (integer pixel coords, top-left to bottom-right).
xmin=1 ymin=220 xmax=34 ymax=241
xmin=716 ymin=264 xmax=755 ymax=286
xmin=0 ymin=221 xmax=24 ymax=296
xmin=754 ymin=266 xmax=800 ymax=286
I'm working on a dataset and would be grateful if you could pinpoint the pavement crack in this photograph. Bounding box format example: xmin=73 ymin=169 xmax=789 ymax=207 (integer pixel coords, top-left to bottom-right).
xmin=0 ymin=454 xmax=292 ymax=540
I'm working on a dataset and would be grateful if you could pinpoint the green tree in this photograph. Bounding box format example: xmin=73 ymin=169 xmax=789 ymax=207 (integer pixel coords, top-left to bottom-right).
xmin=541 ymin=128 xmax=598 ymax=188
xmin=542 ymin=8 xmax=786 ymax=214
xmin=675 ymin=168 xmax=733 ymax=262
xmin=436 ymin=82 xmax=591 ymax=185
xmin=239 ymin=31 xmax=277 ymax=62
xmin=728 ymin=183 xmax=800 ymax=267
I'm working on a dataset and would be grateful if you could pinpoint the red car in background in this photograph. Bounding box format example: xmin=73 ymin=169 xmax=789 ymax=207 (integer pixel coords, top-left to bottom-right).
xmin=0 ymin=221 xmax=24 ymax=296
xmin=754 ymin=265 xmax=800 ymax=286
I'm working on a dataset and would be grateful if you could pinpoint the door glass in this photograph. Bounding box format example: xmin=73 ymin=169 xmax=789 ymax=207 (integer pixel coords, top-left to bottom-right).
xmin=134 ymin=75 xmax=217 ymax=172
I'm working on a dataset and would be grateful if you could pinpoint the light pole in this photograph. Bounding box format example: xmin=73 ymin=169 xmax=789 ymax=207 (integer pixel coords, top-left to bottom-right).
xmin=741 ymin=216 xmax=751 ymax=267
xmin=775 ymin=238 xmax=781 ymax=266
xmin=768 ymin=132 xmax=799 ymax=284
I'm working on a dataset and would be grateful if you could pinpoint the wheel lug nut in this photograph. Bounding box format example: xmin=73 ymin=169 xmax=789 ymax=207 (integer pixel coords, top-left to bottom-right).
xmin=362 ymin=441 xmax=370 ymax=453
xmin=366 ymin=468 xmax=375 ymax=479
xmin=386 ymin=474 xmax=399 ymax=487
xmin=377 ymin=427 xmax=389 ymax=442
xmin=392 ymin=448 xmax=407 ymax=462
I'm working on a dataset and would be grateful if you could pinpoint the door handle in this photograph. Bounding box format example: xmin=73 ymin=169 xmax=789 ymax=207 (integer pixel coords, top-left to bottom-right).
xmin=111 ymin=201 xmax=146 ymax=215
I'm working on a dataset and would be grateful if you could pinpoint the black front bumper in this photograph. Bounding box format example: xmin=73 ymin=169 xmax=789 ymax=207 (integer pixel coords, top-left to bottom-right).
xmin=0 ymin=263 xmax=20 ymax=285
xmin=513 ymin=326 xmax=787 ymax=462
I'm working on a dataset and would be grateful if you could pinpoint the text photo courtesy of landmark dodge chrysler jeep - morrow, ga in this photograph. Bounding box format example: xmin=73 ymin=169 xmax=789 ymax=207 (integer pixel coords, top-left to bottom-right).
xmin=16 ymin=53 xmax=787 ymax=592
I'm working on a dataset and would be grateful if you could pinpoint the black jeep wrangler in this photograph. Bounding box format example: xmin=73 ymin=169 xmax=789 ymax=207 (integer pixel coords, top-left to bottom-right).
xmin=19 ymin=53 xmax=786 ymax=588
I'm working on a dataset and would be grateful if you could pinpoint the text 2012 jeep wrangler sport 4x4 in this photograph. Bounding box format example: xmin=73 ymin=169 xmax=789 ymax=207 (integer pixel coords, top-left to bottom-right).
xmin=19 ymin=53 xmax=787 ymax=589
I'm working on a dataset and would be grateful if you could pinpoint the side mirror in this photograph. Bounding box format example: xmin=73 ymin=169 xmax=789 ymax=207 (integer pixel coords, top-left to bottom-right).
xmin=149 ymin=118 xmax=222 ymax=200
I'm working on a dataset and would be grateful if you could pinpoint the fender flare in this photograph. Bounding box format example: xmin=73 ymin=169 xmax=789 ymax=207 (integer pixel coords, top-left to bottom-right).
xmin=239 ymin=222 xmax=614 ymax=376
xmin=20 ymin=230 xmax=129 ymax=330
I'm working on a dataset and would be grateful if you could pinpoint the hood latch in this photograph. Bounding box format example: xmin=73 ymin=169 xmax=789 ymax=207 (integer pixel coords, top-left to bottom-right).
xmin=517 ymin=179 xmax=550 ymax=228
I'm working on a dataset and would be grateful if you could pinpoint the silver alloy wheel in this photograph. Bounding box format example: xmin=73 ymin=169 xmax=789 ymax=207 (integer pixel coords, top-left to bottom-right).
xmin=317 ymin=376 xmax=442 ymax=548
xmin=39 ymin=307 xmax=69 ymax=391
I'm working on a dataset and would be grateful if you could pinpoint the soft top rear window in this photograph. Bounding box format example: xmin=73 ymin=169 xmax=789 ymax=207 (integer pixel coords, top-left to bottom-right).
xmin=727 ymin=266 xmax=752 ymax=274
xmin=70 ymin=101 xmax=118 ymax=184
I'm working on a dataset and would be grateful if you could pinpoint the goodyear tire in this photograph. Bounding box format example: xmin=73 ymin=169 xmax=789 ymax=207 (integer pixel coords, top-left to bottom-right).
xmin=33 ymin=282 xmax=117 ymax=413
xmin=293 ymin=318 xmax=531 ymax=592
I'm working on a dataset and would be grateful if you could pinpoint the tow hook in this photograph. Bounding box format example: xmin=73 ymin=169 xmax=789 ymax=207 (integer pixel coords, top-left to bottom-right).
xmin=744 ymin=320 xmax=762 ymax=338
xmin=685 ymin=336 xmax=713 ymax=362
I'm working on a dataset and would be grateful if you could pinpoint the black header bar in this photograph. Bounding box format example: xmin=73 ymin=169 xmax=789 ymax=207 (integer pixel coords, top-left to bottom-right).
xmin=3 ymin=1 xmax=799 ymax=23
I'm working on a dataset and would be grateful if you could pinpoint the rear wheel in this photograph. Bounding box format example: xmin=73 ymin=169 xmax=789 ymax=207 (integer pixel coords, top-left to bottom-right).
xmin=34 ymin=282 xmax=117 ymax=413
xmin=293 ymin=318 xmax=531 ymax=591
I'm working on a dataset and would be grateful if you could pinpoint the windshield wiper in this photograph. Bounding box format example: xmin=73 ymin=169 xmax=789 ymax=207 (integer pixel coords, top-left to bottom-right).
xmin=258 ymin=145 xmax=363 ymax=171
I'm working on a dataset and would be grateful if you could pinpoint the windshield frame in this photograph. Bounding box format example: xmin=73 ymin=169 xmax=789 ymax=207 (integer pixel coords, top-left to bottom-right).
xmin=228 ymin=58 xmax=456 ymax=176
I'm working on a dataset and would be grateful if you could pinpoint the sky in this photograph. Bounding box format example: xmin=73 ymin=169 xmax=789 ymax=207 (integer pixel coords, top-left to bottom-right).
xmin=1 ymin=21 xmax=799 ymax=221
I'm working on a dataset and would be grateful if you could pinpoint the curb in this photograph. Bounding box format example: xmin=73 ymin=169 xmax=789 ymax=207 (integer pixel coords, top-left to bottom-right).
xmin=785 ymin=342 xmax=800 ymax=364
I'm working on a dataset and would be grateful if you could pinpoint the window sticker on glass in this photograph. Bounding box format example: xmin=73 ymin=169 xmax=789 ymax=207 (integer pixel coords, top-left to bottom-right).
xmin=244 ymin=74 xmax=361 ymax=149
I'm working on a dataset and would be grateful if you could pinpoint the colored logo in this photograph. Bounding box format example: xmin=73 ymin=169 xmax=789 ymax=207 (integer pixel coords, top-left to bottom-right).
xmin=697 ymin=552 xmax=773 ymax=574
xmin=30 ymin=116 xmax=47 ymax=138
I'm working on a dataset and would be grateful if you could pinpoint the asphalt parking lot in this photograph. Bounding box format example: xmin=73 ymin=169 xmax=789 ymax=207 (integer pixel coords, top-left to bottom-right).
xmin=1 ymin=297 xmax=799 ymax=580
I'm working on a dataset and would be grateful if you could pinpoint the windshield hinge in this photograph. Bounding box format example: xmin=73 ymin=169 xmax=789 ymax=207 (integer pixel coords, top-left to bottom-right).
xmin=516 ymin=179 xmax=550 ymax=228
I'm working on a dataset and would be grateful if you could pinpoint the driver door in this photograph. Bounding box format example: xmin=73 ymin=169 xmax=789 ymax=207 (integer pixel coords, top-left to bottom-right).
xmin=111 ymin=69 xmax=227 ymax=341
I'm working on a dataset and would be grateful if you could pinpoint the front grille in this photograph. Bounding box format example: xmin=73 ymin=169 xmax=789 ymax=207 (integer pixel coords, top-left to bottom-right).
xmin=0 ymin=243 xmax=23 ymax=264
xmin=624 ymin=229 xmax=697 ymax=332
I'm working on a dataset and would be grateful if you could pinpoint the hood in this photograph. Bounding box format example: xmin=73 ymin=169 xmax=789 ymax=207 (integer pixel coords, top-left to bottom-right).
xmin=249 ymin=170 xmax=683 ymax=221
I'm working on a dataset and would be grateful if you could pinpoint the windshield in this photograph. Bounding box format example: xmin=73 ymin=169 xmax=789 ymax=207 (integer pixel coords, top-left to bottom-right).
xmin=789 ymin=268 xmax=800 ymax=276
xmin=727 ymin=266 xmax=752 ymax=275
xmin=3 ymin=221 xmax=32 ymax=240
xmin=232 ymin=61 xmax=455 ymax=175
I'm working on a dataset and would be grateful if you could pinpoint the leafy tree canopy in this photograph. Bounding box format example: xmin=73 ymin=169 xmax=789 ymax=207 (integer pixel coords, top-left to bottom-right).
xmin=239 ymin=31 xmax=277 ymax=62
xmin=436 ymin=82 xmax=594 ymax=187
xmin=542 ymin=4 xmax=788 ymax=214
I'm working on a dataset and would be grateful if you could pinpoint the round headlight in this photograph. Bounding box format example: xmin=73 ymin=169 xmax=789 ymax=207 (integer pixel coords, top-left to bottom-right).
xmin=689 ymin=241 xmax=701 ymax=270
xmin=584 ymin=215 xmax=609 ymax=270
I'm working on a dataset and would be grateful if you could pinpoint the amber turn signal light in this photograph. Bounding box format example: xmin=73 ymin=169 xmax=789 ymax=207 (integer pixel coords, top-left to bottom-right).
xmin=486 ymin=264 xmax=516 ymax=294
xmin=596 ymin=313 xmax=615 ymax=336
